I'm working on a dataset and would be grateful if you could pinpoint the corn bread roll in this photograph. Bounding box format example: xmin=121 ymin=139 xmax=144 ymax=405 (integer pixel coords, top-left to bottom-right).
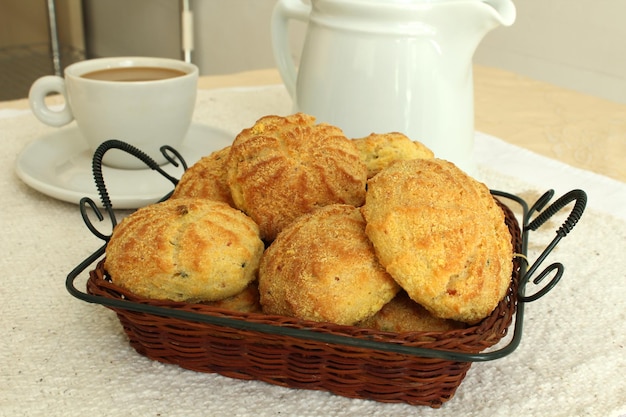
xmin=104 ymin=198 xmax=264 ymax=303
xmin=357 ymin=291 xmax=466 ymax=333
xmin=226 ymin=113 xmax=367 ymax=241
xmin=204 ymin=282 xmax=262 ymax=313
xmin=259 ymin=204 xmax=399 ymax=325
xmin=361 ymin=158 xmax=513 ymax=324
xmin=353 ymin=132 xmax=434 ymax=178
xmin=170 ymin=146 xmax=234 ymax=206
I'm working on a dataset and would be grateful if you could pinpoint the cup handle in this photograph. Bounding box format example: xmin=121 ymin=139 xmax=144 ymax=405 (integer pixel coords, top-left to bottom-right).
xmin=271 ymin=0 xmax=311 ymax=98
xmin=28 ymin=75 xmax=74 ymax=127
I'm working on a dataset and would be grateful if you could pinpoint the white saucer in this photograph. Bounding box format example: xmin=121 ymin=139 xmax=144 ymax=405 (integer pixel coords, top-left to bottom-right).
xmin=15 ymin=123 xmax=235 ymax=209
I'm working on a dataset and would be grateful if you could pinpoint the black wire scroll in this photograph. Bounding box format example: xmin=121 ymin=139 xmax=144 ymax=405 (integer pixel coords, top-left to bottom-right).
xmin=78 ymin=140 xmax=187 ymax=242
xmin=520 ymin=189 xmax=587 ymax=302
xmin=493 ymin=189 xmax=587 ymax=303
xmin=67 ymin=141 xmax=587 ymax=363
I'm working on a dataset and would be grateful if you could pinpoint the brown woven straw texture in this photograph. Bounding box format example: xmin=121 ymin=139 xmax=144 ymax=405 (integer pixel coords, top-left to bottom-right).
xmin=86 ymin=199 xmax=522 ymax=408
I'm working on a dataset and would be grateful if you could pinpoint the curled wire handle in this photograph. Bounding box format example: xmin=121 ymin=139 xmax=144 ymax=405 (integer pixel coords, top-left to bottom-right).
xmin=79 ymin=140 xmax=187 ymax=241
xmin=161 ymin=145 xmax=188 ymax=172
xmin=519 ymin=189 xmax=587 ymax=302
xmin=526 ymin=189 xmax=587 ymax=235
xmin=91 ymin=140 xmax=182 ymax=209
xmin=521 ymin=262 xmax=564 ymax=303
xmin=527 ymin=189 xmax=555 ymax=220
xmin=79 ymin=197 xmax=114 ymax=241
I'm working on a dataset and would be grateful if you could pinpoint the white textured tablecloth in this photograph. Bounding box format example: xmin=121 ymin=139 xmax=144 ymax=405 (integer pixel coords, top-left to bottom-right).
xmin=1 ymin=86 xmax=625 ymax=417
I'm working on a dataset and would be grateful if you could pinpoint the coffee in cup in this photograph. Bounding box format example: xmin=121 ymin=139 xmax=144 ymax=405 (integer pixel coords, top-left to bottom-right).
xmin=29 ymin=57 xmax=199 ymax=169
xmin=80 ymin=66 xmax=187 ymax=82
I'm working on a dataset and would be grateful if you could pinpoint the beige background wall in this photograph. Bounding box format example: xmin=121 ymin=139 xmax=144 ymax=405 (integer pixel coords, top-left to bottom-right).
xmin=474 ymin=0 xmax=626 ymax=104
xmin=189 ymin=0 xmax=306 ymax=76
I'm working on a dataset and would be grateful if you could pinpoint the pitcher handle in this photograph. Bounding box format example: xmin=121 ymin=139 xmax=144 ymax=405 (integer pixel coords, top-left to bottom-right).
xmin=271 ymin=0 xmax=311 ymax=98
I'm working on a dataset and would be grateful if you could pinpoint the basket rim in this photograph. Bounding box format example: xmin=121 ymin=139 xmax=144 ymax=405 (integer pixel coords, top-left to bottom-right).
xmin=90 ymin=256 xmax=517 ymax=341
xmin=69 ymin=195 xmax=523 ymax=363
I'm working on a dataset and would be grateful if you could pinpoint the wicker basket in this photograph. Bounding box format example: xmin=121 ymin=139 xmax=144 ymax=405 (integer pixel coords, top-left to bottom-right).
xmin=83 ymin=199 xmax=522 ymax=408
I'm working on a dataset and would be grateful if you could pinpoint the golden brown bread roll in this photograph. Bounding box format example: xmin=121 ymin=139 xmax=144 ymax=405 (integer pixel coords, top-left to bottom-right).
xmin=170 ymin=146 xmax=234 ymax=206
xmin=104 ymin=198 xmax=264 ymax=303
xmin=361 ymin=158 xmax=513 ymax=324
xmin=353 ymin=132 xmax=434 ymax=178
xmin=203 ymin=282 xmax=262 ymax=313
xmin=357 ymin=291 xmax=466 ymax=333
xmin=226 ymin=113 xmax=367 ymax=241
xmin=258 ymin=204 xmax=399 ymax=325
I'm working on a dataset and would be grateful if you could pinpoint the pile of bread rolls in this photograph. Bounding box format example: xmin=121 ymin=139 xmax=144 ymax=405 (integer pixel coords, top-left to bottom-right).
xmin=104 ymin=113 xmax=513 ymax=332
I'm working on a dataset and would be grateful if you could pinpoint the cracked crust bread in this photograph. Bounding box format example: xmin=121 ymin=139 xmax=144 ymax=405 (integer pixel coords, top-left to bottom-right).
xmin=226 ymin=113 xmax=367 ymax=241
xmin=170 ymin=146 xmax=234 ymax=206
xmin=353 ymin=132 xmax=435 ymax=179
xmin=258 ymin=204 xmax=399 ymax=325
xmin=204 ymin=282 xmax=262 ymax=313
xmin=104 ymin=198 xmax=264 ymax=303
xmin=357 ymin=291 xmax=466 ymax=333
xmin=361 ymin=158 xmax=513 ymax=324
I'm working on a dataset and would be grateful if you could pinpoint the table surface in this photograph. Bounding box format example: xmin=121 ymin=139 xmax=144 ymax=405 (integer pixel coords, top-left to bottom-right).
xmin=2 ymin=65 xmax=625 ymax=417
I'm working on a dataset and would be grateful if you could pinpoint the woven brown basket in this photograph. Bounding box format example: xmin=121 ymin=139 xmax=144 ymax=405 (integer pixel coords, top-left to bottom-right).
xmin=85 ymin=199 xmax=522 ymax=408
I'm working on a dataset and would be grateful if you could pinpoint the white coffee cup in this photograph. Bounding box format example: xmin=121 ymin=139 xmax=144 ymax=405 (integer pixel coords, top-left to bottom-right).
xmin=29 ymin=57 xmax=199 ymax=169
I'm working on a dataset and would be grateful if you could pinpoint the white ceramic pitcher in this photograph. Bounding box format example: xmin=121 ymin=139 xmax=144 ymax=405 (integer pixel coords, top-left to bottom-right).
xmin=272 ymin=0 xmax=516 ymax=174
